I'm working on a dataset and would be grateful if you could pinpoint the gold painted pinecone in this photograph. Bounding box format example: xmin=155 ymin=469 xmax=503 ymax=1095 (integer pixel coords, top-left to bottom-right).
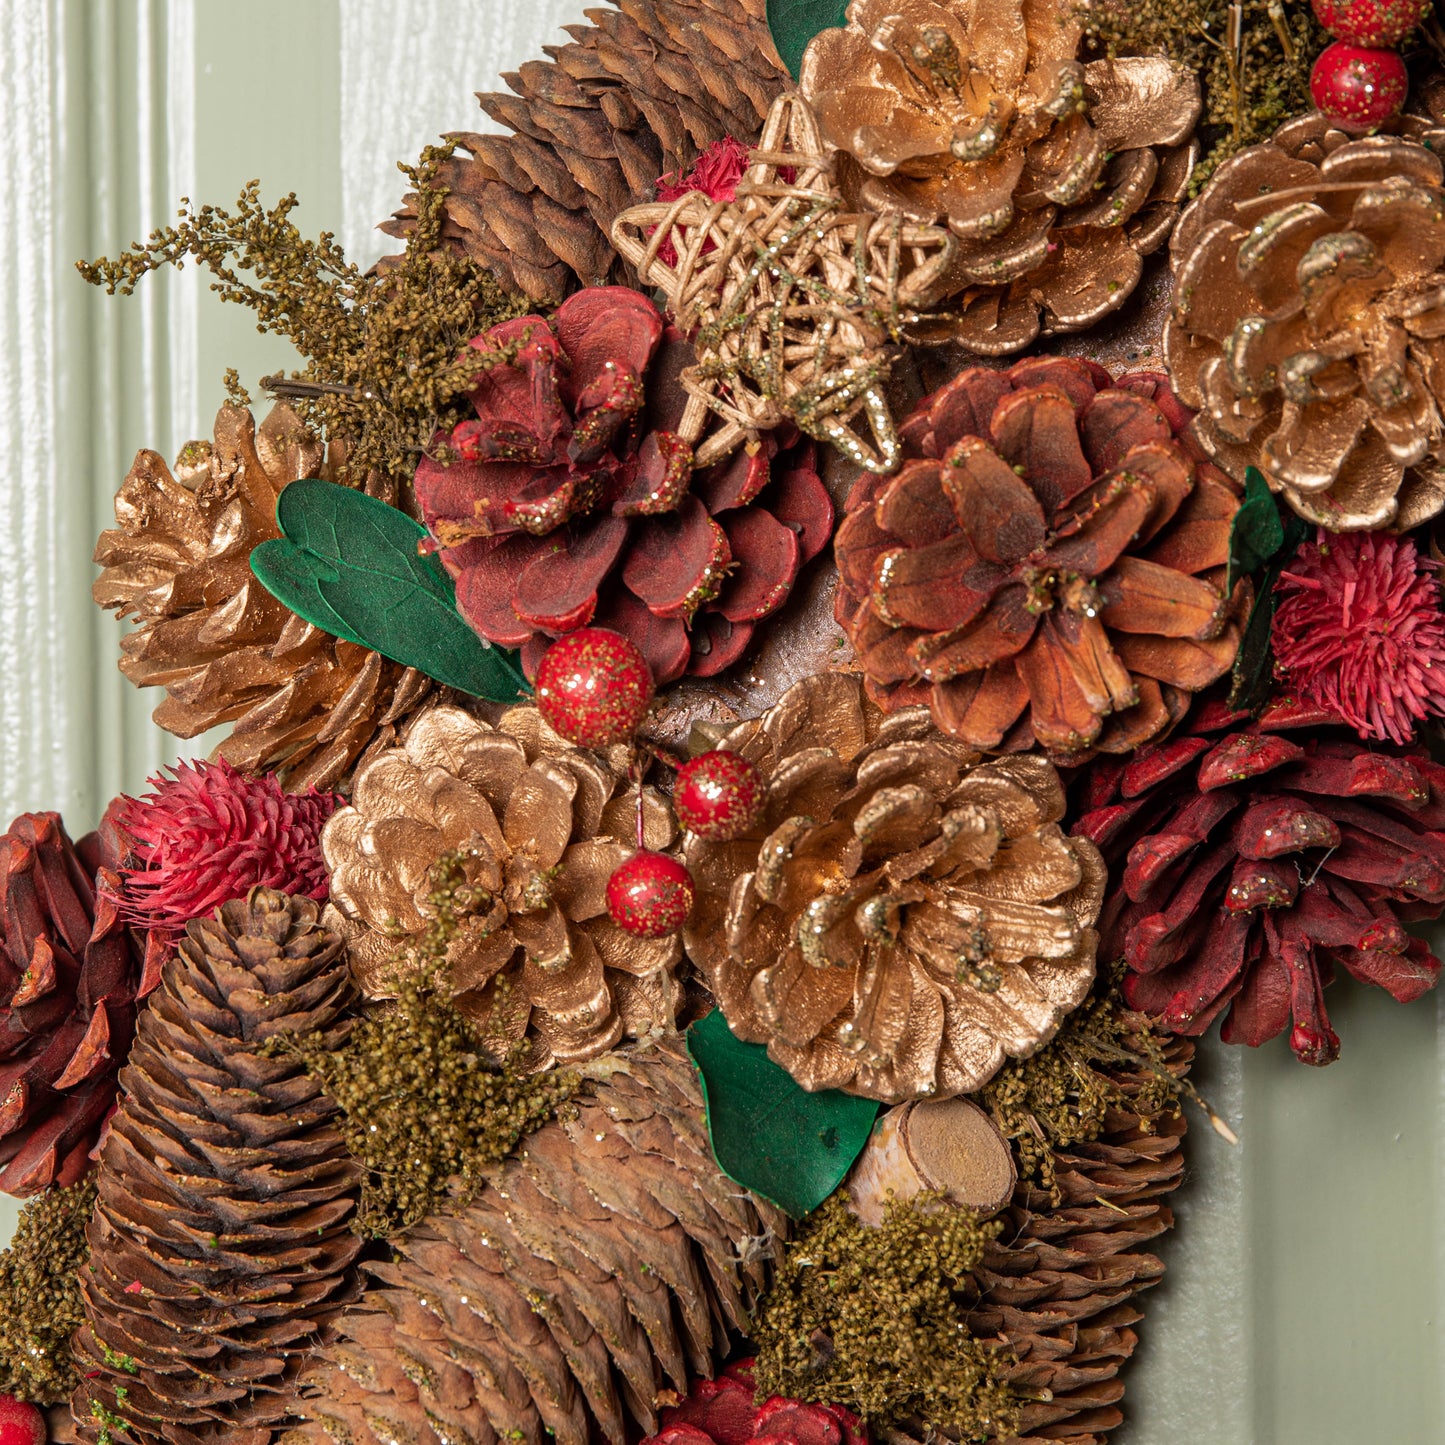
xmin=93 ymin=404 xmax=432 ymax=790
xmin=682 ymin=674 xmax=1104 ymax=1102
xmin=1166 ymin=115 xmax=1445 ymax=531
xmin=70 ymin=890 xmax=361 ymax=1445
xmin=798 ymin=0 xmax=1199 ymax=354
xmin=283 ymin=1038 xmax=781 ymax=1445
xmin=382 ymin=0 xmax=788 ymax=302
xmin=321 ymin=702 xmax=681 ymax=1068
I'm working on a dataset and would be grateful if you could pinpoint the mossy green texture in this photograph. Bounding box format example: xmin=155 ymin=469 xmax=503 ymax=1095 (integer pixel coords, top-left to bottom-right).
xmin=750 ymin=1194 xmax=1021 ymax=1443
xmin=77 ymin=146 xmax=529 ymax=481
xmin=0 ymin=1177 xmax=96 ymax=1402
xmin=270 ymin=854 xmax=579 ymax=1237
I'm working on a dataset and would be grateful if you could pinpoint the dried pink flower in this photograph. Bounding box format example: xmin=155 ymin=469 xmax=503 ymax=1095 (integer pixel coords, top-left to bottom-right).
xmin=1272 ymin=530 xmax=1445 ymax=744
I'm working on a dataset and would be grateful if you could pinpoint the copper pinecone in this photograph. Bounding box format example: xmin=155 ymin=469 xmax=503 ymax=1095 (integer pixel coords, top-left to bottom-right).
xmin=93 ymin=403 xmax=432 ymax=791
xmin=381 ymin=0 xmax=788 ymax=301
xmin=968 ymin=1030 xmax=1191 ymax=1444
xmin=0 ymin=812 xmax=142 ymax=1195
xmin=286 ymin=1037 xmax=782 ymax=1445
xmin=70 ymin=890 xmax=362 ymax=1445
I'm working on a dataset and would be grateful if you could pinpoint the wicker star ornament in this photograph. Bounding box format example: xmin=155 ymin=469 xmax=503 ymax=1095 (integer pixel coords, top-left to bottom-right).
xmin=612 ymin=94 xmax=954 ymax=473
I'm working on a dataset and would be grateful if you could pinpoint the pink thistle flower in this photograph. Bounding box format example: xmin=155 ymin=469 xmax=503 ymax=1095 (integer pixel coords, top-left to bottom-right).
xmin=105 ymin=758 xmax=340 ymax=945
xmin=1272 ymin=529 xmax=1445 ymax=745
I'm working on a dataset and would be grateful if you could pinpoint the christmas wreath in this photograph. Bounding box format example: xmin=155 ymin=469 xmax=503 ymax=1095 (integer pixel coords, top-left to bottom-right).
xmin=2 ymin=1 xmax=1443 ymax=1442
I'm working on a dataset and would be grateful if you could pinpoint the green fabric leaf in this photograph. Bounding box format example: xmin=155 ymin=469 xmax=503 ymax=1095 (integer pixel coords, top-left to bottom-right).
xmin=251 ymin=478 xmax=528 ymax=701
xmin=1225 ymin=467 xmax=1286 ymax=595
xmin=767 ymin=0 xmax=850 ymax=79
xmin=686 ymin=1009 xmax=879 ymax=1219
xmin=1228 ymin=504 xmax=1311 ymax=713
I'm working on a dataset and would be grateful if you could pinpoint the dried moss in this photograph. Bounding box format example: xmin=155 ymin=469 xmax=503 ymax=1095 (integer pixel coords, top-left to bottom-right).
xmin=269 ymin=853 xmax=579 ymax=1238
xmin=750 ymin=1194 xmax=1021 ymax=1443
xmin=78 ymin=146 xmax=530 ymax=481
xmin=0 ymin=1177 xmax=96 ymax=1403
xmin=1082 ymin=0 xmax=1330 ymax=192
xmin=980 ymin=979 xmax=1182 ymax=1205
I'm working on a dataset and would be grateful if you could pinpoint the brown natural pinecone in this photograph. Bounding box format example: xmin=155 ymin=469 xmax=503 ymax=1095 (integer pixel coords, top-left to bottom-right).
xmin=321 ymin=702 xmax=682 ymax=1068
xmin=0 ymin=812 xmax=142 ymax=1195
xmin=1166 ymin=114 xmax=1445 ymax=531
xmin=381 ymin=0 xmax=788 ymax=301
xmin=285 ymin=1036 xmax=782 ymax=1445
xmin=93 ymin=403 xmax=432 ymax=791
xmin=69 ymin=890 xmax=362 ymax=1445
xmin=683 ymin=673 xmax=1105 ymax=1103
xmin=946 ymin=1028 xmax=1191 ymax=1444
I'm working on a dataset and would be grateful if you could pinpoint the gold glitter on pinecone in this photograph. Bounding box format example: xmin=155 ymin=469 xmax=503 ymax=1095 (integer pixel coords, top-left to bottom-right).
xmin=612 ymin=94 xmax=954 ymax=474
xmin=93 ymin=404 xmax=432 ymax=789
xmin=682 ymin=673 xmax=1104 ymax=1102
xmin=796 ymin=0 xmax=1201 ymax=355
xmin=1166 ymin=116 xmax=1445 ymax=531
xmin=321 ymin=702 xmax=681 ymax=1068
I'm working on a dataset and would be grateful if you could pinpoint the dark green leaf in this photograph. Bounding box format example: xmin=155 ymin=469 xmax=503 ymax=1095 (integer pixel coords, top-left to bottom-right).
xmin=251 ymin=478 xmax=528 ymax=701
xmin=686 ymin=1009 xmax=879 ymax=1219
xmin=767 ymin=0 xmax=850 ymax=79
xmin=1227 ymin=505 xmax=1311 ymax=713
xmin=1225 ymin=467 xmax=1286 ymax=594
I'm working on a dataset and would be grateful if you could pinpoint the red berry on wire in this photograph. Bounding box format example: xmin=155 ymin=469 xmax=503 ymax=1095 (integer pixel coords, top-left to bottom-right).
xmin=674 ymin=750 xmax=765 ymax=841
xmin=534 ymin=628 xmax=654 ymax=749
xmin=606 ymin=851 xmax=695 ymax=937
xmin=1310 ymin=0 xmax=1426 ymax=48
xmin=1310 ymin=41 xmax=1408 ymax=132
xmin=0 ymin=1395 xmax=45 ymax=1445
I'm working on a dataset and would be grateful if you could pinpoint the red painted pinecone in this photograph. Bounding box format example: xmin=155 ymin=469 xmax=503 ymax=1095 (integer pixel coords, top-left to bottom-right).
xmin=416 ymin=286 xmax=832 ymax=684
xmin=1071 ymin=697 xmax=1445 ymax=1064
xmin=644 ymin=1360 xmax=866 ymax=1445
xmin=834 ymin=357 xmax=1244 ymax=759
xmin=0 ymin=813 xmax=142 ymax=1195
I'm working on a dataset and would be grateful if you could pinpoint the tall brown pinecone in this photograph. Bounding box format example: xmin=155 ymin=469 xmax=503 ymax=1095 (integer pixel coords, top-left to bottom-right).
xmin=93 ymin=403 xmax=432 ymax=791
xmin=971 ymin=1031 xmax=1191 ymax=1444
xmin=0 ymin=812 xmax=142 ymax=1195
xmin=286 ymin=1037 xmax=782 ymax=1445
xmin=69 ymin=890 xmax=362 ymax=1445
xmin=382 ymin=0 xmax=788 ymax=301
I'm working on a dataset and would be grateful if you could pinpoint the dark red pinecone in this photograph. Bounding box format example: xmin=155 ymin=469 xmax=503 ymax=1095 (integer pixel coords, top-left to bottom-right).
xmin=416 ymin=286 xmax=833 ymax=684
xmin=1072 ymin=696 xmax=1445 ymax=1064
xmin=0 ymin=813 xmax=142 ymax=1194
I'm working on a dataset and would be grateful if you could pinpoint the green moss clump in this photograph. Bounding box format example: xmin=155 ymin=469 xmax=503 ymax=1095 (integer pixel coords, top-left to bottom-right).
xmin=269 ymin=853 xmax=579 ymax=1237
xmin=1082 ymin=0 xmax=1330 ymax=192
xmin=980 ymin=979 xmax=1182 ymax=1205
xmin=750 ymin=1194 xmax=1021 ymax=1442
xmin=77 ymin=146 xmax=530 ymax=481
xmin=0 ymin=1177 xmax=96 ymax=1402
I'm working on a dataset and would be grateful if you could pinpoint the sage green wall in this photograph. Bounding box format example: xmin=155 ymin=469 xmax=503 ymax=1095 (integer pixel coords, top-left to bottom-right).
xmin=1 ymin=4 xmax=1442 ymax=1441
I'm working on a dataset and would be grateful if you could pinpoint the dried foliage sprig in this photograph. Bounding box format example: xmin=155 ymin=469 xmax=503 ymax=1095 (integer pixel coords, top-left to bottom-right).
xmin=78 ymin=147 xmax=529 ymax=481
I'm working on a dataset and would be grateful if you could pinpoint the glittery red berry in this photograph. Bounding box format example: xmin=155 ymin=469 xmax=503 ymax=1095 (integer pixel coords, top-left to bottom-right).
xmin=534 ymin=627 xmax=655 ymax=748
xmin=606 ymin=851 xmax=695 ymax=937
xmin=0 ymin=1395 xmax=45 ymax=1445
xmin=1311 ymin=0 xmax=1426 ymax=47
xmin=1310 ymin=41 xmax=1408 ymax=132
xmin=674 ymin=750 xmax=765 ymax=841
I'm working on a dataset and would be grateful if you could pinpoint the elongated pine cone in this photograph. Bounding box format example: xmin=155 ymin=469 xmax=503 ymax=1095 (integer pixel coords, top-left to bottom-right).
xmin=0 ymin=812 xmax=141 ymax=1195
xmin=70 ymin=890 xmax=361 ymax=1444
xmin=416 ymin=287 xmax=832 ymax=683
xmin=322 ymin=702 xmax=682 ymax=1068
xmin=835 ymin=357 xmax=1244 ymax=758
xmin=683 ymin=674 xmax=1105 ymax=1102
xmin=382 ymin=0 xmax=788 ymax=301
xmin=93 ymin=403 xmax=432 ymax=790
xmin=286 ymin=1037 xmax=783 ymax=1445
xmin=799 ymin=0 xmax=1199 ymax=354
xmin=1166 ymin=118 xmax=1445 ymax=531
xmin=1072 ymin=698 xmax=1445 ymax=1064
xmin=968 ymin=1022 xmax=1191 ymax=1444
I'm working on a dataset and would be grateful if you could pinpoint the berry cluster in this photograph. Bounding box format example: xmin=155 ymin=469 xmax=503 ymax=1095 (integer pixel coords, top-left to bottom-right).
xmin=1309 ymin=0 xmax=1425 ymax=130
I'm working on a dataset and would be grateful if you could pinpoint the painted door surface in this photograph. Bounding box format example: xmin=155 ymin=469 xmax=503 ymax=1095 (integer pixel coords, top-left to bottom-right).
xmin=0 ymin=4 xmax=1441 ymax=1441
